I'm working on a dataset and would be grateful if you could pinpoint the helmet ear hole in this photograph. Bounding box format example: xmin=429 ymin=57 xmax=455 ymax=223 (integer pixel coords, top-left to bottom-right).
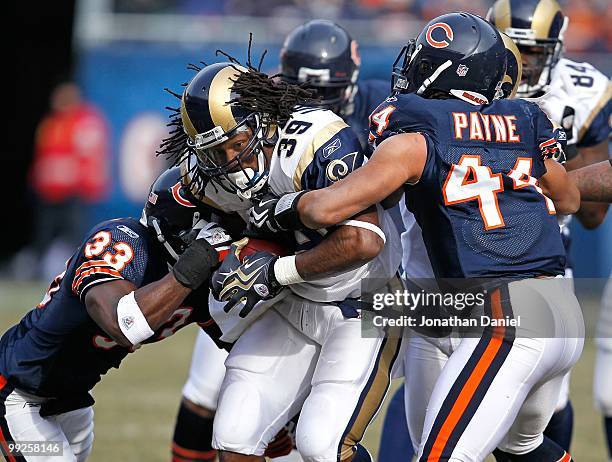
xmin=142 ymin=167 xmax=202 ymax=264
xmin=419 ymin=61 xmax=432 ymax=74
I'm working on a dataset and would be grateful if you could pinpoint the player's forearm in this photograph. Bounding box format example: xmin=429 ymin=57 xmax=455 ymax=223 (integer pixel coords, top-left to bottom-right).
xmin=569 ymin=160 xmax=612 ymax=203
xmin=568 ymin=141 xmax=611 ymax=227
xmin=133 ymin=273 xmax=192 ymax=329
xmin=539 ymin=158 xmax=581 ymax=214
xmin=294 ymin=222 xmax=384 ymax=280
xmin=86 ymin=275 xmax=191 ymax=347
xmin=297 ymin=133 xmax=426 ymax=229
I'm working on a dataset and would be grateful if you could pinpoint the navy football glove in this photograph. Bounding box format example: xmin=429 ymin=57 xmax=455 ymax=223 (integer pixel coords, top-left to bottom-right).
xmin=172 ymin=224 xmax=226 ymax=290
xmin=248 ymin=191 xmax=307 ymax=233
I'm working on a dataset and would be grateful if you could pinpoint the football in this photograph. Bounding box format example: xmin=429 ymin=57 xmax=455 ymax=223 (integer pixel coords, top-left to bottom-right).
xmin=238 ymin=238 xmax=289 ymax=261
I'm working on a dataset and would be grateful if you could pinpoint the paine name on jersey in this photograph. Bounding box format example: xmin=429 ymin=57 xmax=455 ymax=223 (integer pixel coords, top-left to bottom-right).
xmin=187 ymin=106 xmax=401 ymax=302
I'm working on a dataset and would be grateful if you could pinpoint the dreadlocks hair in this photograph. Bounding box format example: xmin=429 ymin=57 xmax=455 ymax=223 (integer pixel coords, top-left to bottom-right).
xmin=156 ymin=59 xmax=208 ymax=192
xmin=219 ymin=34 xmax=318 ymax=128
xmin=156 ymin=34 xmax=319 ymax=196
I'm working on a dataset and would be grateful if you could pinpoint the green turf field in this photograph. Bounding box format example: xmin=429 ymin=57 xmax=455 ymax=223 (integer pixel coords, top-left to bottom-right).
xmin=0 ymin=281 xmax=606 ymax=461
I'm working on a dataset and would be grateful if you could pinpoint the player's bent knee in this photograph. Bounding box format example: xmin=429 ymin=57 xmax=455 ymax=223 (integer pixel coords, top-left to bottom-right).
xmin=594 ymin=387 xmax=612 ymax=416
xmin=61 ymin=407 xmax=94 ymax=462
xmin=213 ymin=381 xmax=264 ymax=454
xmin=295 ymin=427 xmax=339 ymax=462
xmin=295 ymin=389 xmax=346 ymax=461
xmin=497 ymin=434 xmax=544 ymax=456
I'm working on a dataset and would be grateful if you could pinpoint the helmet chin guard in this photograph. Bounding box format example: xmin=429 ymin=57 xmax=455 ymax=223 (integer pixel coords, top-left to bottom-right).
xmin=226 ymin=150 xmax=270 ymax=199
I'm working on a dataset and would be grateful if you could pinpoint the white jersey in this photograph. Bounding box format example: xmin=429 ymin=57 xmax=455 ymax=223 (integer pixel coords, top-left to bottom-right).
xmin=525 ymin=58 xmax=610 ymax=259
xmin=187 ymin=106 xmax=401 ymax=302
xmin=398 ymin=200 xmax=434 ymax=282
xmin=530 ymin=57 xmax=611 ymax=148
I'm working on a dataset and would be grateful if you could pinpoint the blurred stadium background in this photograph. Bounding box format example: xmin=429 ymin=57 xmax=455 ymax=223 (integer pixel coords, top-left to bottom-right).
xmin=5 ymin=0 xmax=611 ymax=460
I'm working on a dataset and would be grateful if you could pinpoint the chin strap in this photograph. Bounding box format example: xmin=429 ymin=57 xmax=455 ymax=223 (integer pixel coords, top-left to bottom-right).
xmin=150 ymin=217 xmax=180 ymax=262
xmin=417 ymin=60 xmax=453 ymax=95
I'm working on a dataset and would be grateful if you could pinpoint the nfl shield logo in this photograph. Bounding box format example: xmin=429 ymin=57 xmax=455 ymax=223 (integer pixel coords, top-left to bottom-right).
xmin=121 ymin=316 xmax=135 ymax=330
xmin=456 ymin=64 xmax=469 ymax=77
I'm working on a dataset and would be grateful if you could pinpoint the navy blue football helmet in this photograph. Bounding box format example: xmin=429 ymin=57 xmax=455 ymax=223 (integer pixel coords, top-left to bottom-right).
xmin=141 ymin=167 xmax=203 ymax=263
xmin=392 ymin=12 xmax=507 ymax=104
xmin=280 ymin=20 xmax=360 ymax=115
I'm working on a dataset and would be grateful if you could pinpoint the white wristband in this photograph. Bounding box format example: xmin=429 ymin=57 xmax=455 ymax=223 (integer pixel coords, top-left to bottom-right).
xmin=273 ymin=255 xmax=305 ymax=285
xmin=116 ymin=291 xmax=154 ymax=346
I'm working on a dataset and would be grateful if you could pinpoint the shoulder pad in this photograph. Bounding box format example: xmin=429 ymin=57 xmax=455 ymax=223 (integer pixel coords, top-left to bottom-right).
xmin=271 ymin=109 xmax=364 ymax=192
xmin=72 ymin=218 xmax=151 ymax=299
xmin=552 ymin=58 xmax=611 ymax=144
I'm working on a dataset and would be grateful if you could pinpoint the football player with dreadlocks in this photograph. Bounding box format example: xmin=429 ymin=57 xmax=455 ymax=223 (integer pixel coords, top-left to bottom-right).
xmin=487 ymin=0 xmax=611 ymax=453
xmin=162 ymin=45 xmax=402 ymax=460
xmin=0 ymin=168 xmax=232 ymax=462
xmin=282 ymin=19 xmax=418 ymax=462
xmin=170 ymin=20 xmax=403 ymax=462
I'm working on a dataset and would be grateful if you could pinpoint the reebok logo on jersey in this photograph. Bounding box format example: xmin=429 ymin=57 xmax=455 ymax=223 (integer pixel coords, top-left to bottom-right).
xmin=323 ymin=138 xmax=342 ymax=158
xmin=121 ymin=316 xmax=135 ymax=330
xmin=117 ymin=225 xmax=139 ymax=239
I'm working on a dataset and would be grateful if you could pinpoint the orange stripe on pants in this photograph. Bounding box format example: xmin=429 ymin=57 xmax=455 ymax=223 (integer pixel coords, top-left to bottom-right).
xmin=0 ymin=427 xmax=17 ymax=462
xmin=427 ymin=289 xmax=506 ymax=462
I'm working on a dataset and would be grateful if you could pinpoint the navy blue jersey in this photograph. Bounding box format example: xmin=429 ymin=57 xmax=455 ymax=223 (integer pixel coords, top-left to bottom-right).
xmin=343 ymin=79 xmax=390 ymax=150
xmin=0 ymin=218 xmax=215 ymax=399
xmin=345 ymin=79 xmax=391 ymax=151
xmin=370 ymin=94 xmax=566 ymax=279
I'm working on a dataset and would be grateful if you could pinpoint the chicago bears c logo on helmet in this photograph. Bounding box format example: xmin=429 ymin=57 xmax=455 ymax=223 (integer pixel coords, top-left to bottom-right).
xmin=171 ymin=182 xmax=196 ymax=207
xmin=426 ymin=22 xmax=454 ymax=48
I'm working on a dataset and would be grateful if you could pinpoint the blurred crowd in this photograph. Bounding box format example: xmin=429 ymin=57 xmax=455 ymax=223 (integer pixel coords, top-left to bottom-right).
xmin=11 ymin=82 xmax=110 ymax=281
xmin=113 ymin=0 xmax=611 ymax=52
